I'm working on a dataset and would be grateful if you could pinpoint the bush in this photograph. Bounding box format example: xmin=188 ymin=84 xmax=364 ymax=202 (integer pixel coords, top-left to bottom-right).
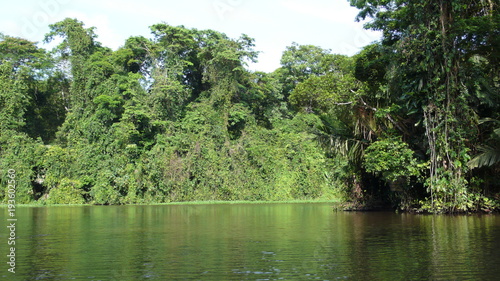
xmin=45 ymin=178 xmax=85 ymax=204
xmin=363 ymin=138 xmax=423 ymax=183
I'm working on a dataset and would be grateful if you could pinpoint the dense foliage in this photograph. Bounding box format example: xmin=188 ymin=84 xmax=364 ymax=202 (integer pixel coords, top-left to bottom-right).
xmin=0 ymin=1 xmax=499 ymax=212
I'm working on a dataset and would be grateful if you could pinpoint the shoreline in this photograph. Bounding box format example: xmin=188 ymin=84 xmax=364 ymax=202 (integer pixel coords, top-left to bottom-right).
xmin=0 ymin=199 xmax=341 ymax=208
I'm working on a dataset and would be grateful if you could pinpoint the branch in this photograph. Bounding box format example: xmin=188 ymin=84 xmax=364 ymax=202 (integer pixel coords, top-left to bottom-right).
xmin=359 ymin=97 xmax=378 ymax=111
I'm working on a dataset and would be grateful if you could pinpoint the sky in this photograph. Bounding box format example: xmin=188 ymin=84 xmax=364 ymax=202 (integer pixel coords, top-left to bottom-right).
xmin=0 ymin=0 xmax=381 ymax=72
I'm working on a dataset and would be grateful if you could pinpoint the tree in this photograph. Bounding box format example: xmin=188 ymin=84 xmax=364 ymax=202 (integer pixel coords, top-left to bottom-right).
xmin=0 ymin=39 xmax=50 ymax=203
xmin=44 ymin=18 xmax=99 ymax=111
xmin=350 ymin=0 xmax=500 ymax=212
xmin=277 ymin=43 xmax=346 ymax=101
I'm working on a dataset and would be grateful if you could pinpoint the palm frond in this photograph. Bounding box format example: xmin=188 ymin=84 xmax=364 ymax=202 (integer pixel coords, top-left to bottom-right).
xmin=468 ymin=144 xmax=500 ymax=169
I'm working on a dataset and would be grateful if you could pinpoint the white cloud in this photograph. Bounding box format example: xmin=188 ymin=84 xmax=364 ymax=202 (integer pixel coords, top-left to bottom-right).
xmin=0 ymin=19 xmax=23 ymax=39
xmin=99 ymin=0 xmax=175 ymax=22
xmin=55 ymin=11 xmax=125 ymax=49
xmin=279 ymin=0 xmax=360 ymax=26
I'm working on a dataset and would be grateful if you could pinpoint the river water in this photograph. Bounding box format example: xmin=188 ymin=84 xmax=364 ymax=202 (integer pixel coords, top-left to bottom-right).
xmin=1 ymin=203 xmax=500 ymax=280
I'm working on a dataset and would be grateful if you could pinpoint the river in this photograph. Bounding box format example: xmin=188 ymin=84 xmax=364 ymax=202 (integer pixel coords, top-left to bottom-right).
xmin=1 ymin=203 xmax=499 ymax=280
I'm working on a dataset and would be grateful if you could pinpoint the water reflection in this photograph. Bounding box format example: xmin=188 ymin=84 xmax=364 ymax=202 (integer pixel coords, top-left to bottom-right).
xmin=1 ymin=204 xmax=499 ymax=280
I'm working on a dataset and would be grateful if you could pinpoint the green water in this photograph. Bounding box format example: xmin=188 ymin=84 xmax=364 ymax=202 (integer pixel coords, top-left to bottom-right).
xmin=1 ymin=204 xmax=500 ymax=280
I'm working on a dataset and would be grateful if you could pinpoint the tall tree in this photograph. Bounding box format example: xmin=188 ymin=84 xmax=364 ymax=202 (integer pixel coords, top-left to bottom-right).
xmin=44 ymin=18 xmax=98 ymax=112
xmin=350 ymin=0 xmax=500 ymax=212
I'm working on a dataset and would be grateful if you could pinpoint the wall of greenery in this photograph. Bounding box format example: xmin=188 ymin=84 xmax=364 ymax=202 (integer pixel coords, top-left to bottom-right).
xmin=1 ymin=1 xmax=499 ymax=213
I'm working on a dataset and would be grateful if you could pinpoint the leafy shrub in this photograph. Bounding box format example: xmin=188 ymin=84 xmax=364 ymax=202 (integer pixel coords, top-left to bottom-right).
xmin=363 ymin=138 xmax=424 ymax=183
xmin=46 ymin=178 xmax=85 ymax=204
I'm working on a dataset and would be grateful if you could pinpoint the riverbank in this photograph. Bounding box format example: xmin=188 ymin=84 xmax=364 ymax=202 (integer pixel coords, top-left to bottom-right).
xmin=3 ymin=199 xmax=498 ymax=214
xmin=0 ymin=199 xmax=342 ymax=208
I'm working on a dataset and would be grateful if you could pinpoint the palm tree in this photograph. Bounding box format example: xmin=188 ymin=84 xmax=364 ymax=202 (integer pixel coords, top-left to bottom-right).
xmin=468 ymin=119 xmax=500 ymax=169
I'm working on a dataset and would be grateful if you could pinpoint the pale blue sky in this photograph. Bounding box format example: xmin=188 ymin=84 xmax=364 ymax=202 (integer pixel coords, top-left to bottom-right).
xmin=1 ymin=0 xmax=380 ymax=72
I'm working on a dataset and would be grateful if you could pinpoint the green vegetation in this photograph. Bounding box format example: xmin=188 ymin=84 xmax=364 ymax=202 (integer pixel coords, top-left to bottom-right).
xmin=1 ymin=0 xmax=499 ymax=213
